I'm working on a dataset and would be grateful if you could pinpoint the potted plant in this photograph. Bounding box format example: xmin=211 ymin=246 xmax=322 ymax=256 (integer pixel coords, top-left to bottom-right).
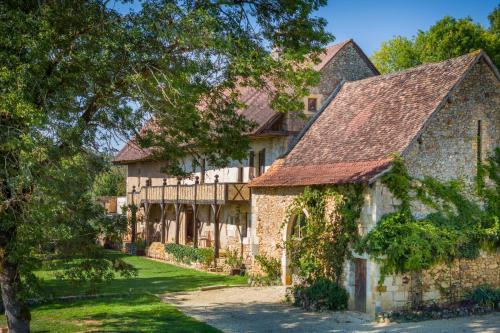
xmin=225 ymin=248 xmax=244 ymax=275
xmin=135 ymin=238 xmax=146 ymax=256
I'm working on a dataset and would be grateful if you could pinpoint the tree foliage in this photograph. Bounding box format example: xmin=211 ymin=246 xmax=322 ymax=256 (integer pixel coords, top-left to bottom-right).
xmin=372 ymin=7 xmax=500 ymax=74
xmin=93 ymin=166 xmax=126 ymax=197
xmin=357 ymin=150 xmax=500 ymax=284
xmin=1 ymin=0 xmax=331 ymax=330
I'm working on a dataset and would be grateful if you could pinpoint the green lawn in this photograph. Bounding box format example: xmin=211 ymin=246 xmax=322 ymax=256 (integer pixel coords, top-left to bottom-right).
xmin=1 ymin=251 xmax=246 ymax=332
xmin=37 ymin=251 xmax=246 ymax=297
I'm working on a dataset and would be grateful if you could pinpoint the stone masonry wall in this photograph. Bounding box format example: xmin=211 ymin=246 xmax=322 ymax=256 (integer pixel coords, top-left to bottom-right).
xmin=250 ymin=186 xmax=304 ymax=277
xmin=313 ymin=41 xmax=378 ymax=98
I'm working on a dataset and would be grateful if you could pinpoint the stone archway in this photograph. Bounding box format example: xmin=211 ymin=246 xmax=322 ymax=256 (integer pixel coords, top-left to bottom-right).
xmin=282 ymin=210 xmax=308 ymax=285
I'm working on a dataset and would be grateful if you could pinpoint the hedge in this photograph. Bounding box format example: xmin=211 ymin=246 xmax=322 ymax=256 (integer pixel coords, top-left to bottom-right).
xmin=164 ymin=243 xmax=214 ymax=267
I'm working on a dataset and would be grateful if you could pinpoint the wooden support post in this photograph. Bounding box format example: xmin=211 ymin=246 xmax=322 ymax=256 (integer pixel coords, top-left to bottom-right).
xmin=193 ymin=176 xmax=199 ymax=248
xmin=175 ymin=178 xmax=181 ymax=244
xmin=160 ymin=178 xmax=166 ymax=244
xmin=144 ymin=179 xmax=150 ymax=245
xmin=212 ymin=175 xmax=220 ymax=259
xmin=130 ymin=186 xmax=137 ymax=243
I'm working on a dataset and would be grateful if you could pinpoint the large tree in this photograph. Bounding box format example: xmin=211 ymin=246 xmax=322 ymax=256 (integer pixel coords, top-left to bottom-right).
xmin=0 ymin=1 xmax=331 ymax=331
xmin=372 ymin=6 xmax=500 ymax=74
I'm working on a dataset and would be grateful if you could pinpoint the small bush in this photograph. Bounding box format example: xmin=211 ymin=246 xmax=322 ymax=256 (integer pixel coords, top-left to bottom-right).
xmin=135 ymin=239 xmax=146 ymax=250
xmin=224 ymin=248 xmax=243 ymax=269
xmin=165 ymin=244 xmax=214 ymax=267
xmin=255 ymin=254 xmax=280 ymax=280
xmin=292 ymin=278 xmax=348 ymax=311
xmin=465 ymin=285 xmax=500 ymax=309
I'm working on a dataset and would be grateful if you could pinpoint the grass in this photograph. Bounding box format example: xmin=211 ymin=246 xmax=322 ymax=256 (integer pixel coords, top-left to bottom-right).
xmin=1 ymin=251 xmax=246 ymax=332
xmin=22 ymin=294 xmax=220 ymax=333
xmin=37 ymin=251 xmax=247 ymax=297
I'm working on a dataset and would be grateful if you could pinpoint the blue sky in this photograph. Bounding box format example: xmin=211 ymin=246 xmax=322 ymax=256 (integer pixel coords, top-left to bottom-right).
xmin=321 ymin=0 xmax=498 ymax=55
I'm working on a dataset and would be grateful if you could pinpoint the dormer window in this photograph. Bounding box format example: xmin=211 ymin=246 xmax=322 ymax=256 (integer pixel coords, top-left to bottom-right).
xmin=307 ymin=97 xmax=318 ymax=112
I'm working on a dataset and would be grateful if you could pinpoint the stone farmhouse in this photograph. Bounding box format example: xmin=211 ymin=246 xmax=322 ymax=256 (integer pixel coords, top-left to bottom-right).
xmin=114 ymin=40 xmax=499 ymax=314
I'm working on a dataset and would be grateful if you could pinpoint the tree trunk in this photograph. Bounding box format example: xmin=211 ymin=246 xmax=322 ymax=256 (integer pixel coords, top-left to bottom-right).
xmin=0 ymin=259 xmax=30 ymax=332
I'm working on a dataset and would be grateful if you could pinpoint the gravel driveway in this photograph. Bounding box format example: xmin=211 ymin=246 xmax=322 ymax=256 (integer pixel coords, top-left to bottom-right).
xmin=161 ymin=286 xmax=499 ymax=333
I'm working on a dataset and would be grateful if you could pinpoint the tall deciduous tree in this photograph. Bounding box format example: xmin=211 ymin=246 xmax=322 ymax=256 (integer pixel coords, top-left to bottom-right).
xmin=0 ymin=1 xmax=331 ymax=331
xmin=372 ymin=6 xmax=500 ymax=74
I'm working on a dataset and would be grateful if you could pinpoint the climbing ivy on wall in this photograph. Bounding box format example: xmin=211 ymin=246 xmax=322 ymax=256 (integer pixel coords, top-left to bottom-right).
xmin=284 ymin=185 xmax=364 ymax=284
xmin=357 ymin=148 xmax=500 ymax=284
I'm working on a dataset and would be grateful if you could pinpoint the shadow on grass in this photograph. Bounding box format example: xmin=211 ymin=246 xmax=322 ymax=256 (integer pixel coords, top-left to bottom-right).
xmin=40 ymin=273 xmax=244 ymax=297
xmin=38 ymin=251 xmax=246 ymax=297
xmin=31 ymin=294 xmax=220 ymax=333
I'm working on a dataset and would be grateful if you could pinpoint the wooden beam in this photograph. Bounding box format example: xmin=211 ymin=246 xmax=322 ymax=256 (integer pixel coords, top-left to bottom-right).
xmin=212 ymin=175 xmax=220 ymax=259
xmin=160 ymin=179 xmax=166 ymax=244
xmin=193 ymin=176 xmax=199 ymax=248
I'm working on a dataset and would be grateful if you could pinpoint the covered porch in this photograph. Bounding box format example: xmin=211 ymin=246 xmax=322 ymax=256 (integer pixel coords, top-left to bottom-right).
xmin=127 ymin=175 xmax=250 ymax=258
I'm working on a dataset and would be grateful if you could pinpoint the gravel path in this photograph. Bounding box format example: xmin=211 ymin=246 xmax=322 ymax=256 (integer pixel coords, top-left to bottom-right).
xmin=161 ymin=286 xmax=500 ymax=333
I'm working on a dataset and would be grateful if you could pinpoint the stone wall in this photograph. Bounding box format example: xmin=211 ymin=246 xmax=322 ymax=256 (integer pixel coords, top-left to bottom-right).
xmin=313 ymin=41 xmax=378 ymax=98
xmin=373 ymin=251 xmax=500 ymax=311
xmin=249 ymin=186 xmax=304 ymax=278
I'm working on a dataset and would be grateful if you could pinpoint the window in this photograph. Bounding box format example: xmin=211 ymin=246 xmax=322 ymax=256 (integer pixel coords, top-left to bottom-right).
xmin=137 ymin=168 xmax=141 ymax=187
xmin=291 ymin=213 xmax=307 ymax=239
xmin=258 ymin=149 xmax=266 ymax=176
xmin=249 ymin=151 xmax=255 ymax=179
xmin=307 ymin=98 xmax=318 ymax=112
xmin=237 ymin=165 xmax=244 ymax=183
xmin=240 ymin=214 xmax=248 ymax=238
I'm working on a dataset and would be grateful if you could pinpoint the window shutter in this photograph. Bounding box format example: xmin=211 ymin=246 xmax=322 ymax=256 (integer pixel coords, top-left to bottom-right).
xmin=249 ymin=151 xmax=255 ymax=179
xmin=258 ymin=149 xmax=266 ymax=176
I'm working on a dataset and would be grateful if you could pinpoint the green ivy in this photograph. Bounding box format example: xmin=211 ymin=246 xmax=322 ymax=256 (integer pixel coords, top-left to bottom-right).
xmin=358 ymin=149 xmax=500 ymax=284
xmin=164 ymin=243 xmax=214 ymax=267
xmin=284 ymin=185 xmax=364 ymax=284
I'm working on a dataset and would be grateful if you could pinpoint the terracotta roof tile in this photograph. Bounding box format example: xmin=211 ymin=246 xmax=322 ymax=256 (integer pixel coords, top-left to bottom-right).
xmin=113 ymin=141 xmax=154 ymax=164
xmin=250 ymin=52 xmax=486 ymax=187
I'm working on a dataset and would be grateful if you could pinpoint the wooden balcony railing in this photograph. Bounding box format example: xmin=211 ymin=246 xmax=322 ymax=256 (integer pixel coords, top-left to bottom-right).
xmin=127 ymin=176 xmax=250 ymax=206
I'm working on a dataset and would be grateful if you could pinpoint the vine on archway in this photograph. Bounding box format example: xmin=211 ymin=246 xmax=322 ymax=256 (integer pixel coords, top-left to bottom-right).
xmin=284 ymin=185 xmax=364 ymax=284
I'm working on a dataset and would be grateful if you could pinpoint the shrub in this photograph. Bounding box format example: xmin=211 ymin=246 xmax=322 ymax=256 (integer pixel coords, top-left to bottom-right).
xmin=255 ymin=254 xmax=280 ymax=280
xmin=465 ymin=285 xmax=500 ymax=309
xmin=165 ymin=244 xmax=214 ymax=267
xmin=292 ymin=278 xmax=348 ymax=311
xmin=224 ymin=248 xmax=243 ymax=269
xmin=135 ymin=239 xmax=146 ymax=250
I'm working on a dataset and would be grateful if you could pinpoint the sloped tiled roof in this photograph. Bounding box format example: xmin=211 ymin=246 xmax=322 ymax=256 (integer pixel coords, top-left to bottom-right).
xmin=250 ymin=51 xmax=498 ymax=187
xmin=113 ymin=141 xmax=154 ymax=164
xmin=114 ymin=40 xmax=363 ymax=164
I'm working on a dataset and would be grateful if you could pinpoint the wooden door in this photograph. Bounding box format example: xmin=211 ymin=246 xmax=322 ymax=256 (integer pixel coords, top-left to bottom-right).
xmin=185 ymin=206 xmax=194 ymax=244
xmin=354 ymin=258 xmax=367 ymax=312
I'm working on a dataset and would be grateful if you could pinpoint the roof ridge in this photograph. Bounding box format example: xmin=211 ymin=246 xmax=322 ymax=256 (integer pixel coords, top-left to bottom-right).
xmin=344 ymin=52 xmax=480 ymax=87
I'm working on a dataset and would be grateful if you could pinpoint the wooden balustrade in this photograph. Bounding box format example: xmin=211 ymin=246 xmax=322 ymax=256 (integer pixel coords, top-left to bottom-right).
xmin=127 ymin=182 xmax=250 ymax=206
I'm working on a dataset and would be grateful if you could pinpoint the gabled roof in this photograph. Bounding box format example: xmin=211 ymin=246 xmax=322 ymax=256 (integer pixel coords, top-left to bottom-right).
xmin=113 ymin=141 xmax=154 ymax=164
xmin=235 ymin=39 xmax=373 ymax=136
xmin=249 ymin=51 xmax=499 ymax=187
xmin=114 ymin=39 xmax=369 ymax=164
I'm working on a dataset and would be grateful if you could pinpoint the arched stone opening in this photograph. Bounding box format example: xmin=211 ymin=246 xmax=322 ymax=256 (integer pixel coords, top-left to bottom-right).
xmin=282 ymin=210 xmax=308 ymax=285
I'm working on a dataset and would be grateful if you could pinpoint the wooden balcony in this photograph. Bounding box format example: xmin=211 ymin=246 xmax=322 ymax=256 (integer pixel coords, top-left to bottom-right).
xmin=127 ymin=181 xmax=250 ymax=206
